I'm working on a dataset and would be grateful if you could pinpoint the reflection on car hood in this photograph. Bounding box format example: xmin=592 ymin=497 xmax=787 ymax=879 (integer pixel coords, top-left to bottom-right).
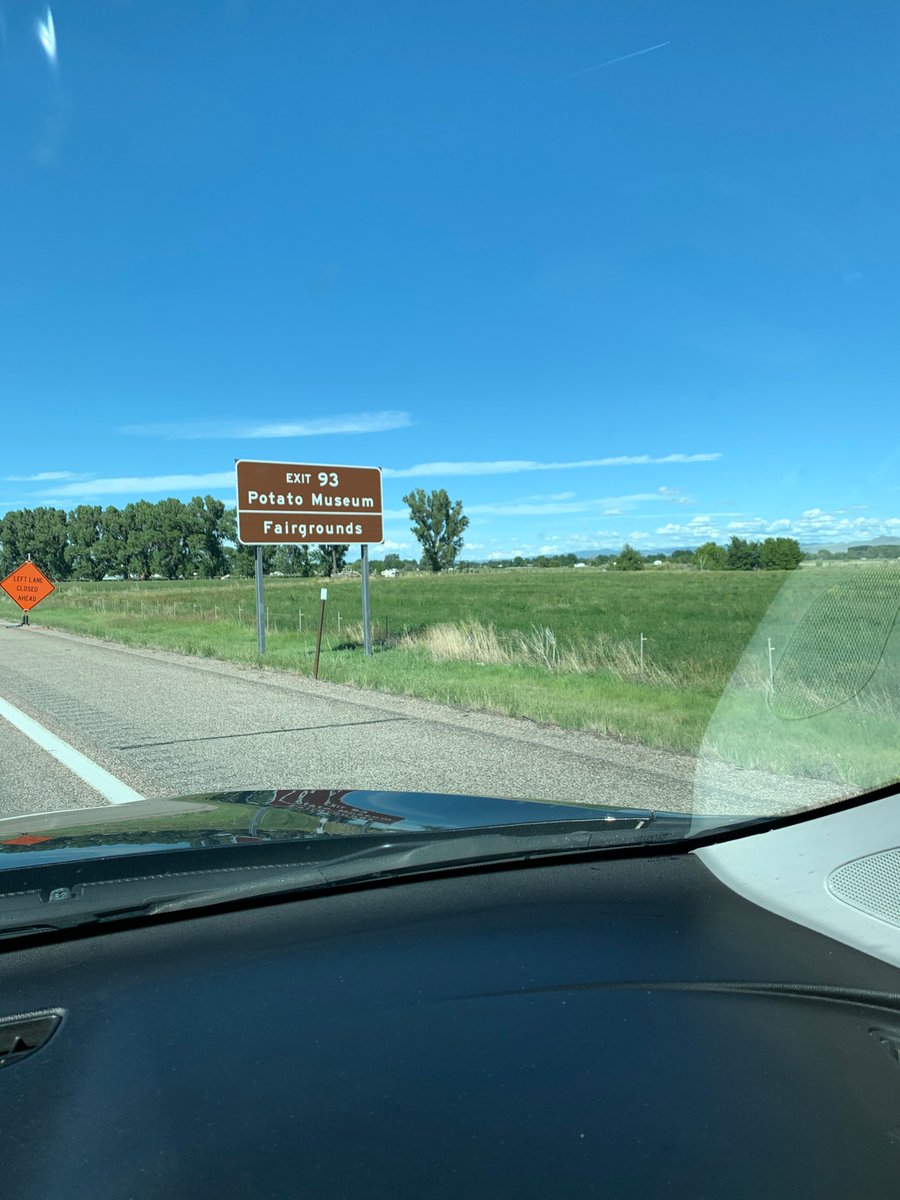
xmin=0 ymin=789 xmax=702 ymax=868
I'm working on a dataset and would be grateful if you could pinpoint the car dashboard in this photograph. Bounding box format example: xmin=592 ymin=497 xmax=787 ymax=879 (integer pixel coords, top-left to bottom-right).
xmin=2 ymin=851 xmax=900 ymax=1198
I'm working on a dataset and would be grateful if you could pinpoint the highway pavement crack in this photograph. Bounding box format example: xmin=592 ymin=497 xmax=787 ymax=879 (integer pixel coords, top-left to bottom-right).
xmin=115 ymin=716 xmax=409 ymax=751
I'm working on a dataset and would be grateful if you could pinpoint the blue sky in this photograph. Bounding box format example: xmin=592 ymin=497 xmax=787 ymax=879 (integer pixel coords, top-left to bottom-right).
xmin=2 ymin=0 xmax=898 ymax=557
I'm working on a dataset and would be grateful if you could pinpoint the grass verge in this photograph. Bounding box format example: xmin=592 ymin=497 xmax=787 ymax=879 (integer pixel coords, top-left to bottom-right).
xmin=0 ymin=568 xmax=804 ymax=756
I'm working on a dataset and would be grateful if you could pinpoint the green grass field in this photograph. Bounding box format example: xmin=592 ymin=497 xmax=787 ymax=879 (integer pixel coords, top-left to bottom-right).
xmin=7 ymin=564 xmax=899 ymax=789
xmin=6 ymin=568 xmax=791 ymax=754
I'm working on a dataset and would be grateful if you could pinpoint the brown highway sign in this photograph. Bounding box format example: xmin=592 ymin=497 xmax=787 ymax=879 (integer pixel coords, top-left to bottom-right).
xmin=235 ymin=460 xmax=383 ymax=545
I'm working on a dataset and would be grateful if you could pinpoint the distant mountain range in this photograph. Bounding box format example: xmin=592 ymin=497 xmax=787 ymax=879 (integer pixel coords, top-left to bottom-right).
xmin=556 ymin=536 xmax=900 ymax=559
xmin=803 ymin=535 xmax=900 ymax=554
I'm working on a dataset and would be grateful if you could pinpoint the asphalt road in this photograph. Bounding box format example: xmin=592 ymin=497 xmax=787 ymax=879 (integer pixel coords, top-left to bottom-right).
xmin=1 ymin=622 xmax=840 ymax=823
xmin=0 ymin=622 xmax=708 ymax=820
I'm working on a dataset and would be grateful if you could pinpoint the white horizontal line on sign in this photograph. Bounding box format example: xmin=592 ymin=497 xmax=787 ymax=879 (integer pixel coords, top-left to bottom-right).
xmin=237 ymin=508 xmax=383 ymax=514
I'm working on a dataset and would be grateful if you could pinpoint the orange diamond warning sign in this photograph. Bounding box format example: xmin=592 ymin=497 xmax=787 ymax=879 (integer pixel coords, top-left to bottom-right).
xmin=1 ymin=561 xmax=55 ymax=612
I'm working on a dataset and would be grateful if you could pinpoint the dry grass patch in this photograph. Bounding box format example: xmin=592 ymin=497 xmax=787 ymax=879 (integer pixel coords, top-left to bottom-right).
xmin=406 ymin=620 xmax=681 ymax=687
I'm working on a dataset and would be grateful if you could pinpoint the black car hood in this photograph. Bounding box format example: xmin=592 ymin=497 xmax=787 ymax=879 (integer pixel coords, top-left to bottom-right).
xmin=0 ymin=788 xmax=710 ymax=869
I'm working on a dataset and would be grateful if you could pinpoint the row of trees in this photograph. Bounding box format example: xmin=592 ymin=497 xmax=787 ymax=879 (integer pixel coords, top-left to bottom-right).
xmin=481 ymin=537 xmax=805 ymax=571
xmin=607 ymin=537 xmax=803 ymax=571
xmin=813 ymin=544 xmax=900 ymax=561
xmin=0 ymin=500 xmax=352 ymax=581
xmin=0 ymin=487 xmax=473 ymax=581
xmin=691 ymin=536 xmax=804 ymax=571
xmin=0 ymin=495 xmax=815 ymax=581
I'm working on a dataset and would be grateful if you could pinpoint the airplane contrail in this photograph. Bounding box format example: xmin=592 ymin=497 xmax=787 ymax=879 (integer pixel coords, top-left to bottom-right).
xmin=565 ymin=40 xmax=670 ymax=80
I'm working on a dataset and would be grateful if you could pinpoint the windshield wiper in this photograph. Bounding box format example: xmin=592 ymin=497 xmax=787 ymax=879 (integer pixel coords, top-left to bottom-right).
xmin=0 ymin=811 xmax=733 ymax=938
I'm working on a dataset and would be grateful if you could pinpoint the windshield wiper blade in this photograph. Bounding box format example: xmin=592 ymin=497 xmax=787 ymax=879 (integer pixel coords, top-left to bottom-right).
xmin=0 ymin=812 xmax=717 ymax=936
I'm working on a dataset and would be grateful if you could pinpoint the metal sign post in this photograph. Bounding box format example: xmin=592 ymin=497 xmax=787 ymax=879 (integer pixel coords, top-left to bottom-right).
xmin=361 ymin=544 xmax=372 ymax=656
xmin=255 ymin=546 xmax=266 ymax=655
xmin=314 ymin=587 xmax=327 ymax=680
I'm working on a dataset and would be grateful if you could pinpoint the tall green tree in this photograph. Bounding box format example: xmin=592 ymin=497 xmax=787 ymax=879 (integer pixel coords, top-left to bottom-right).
xmin=0 ymin=508 xmax=69 ymax=579
xmin=614 ymin=543 xmax=644 ymax=571
xmin=65 ymin=506 xmax=114 ymax=580
xmin=693 ymin=541 xmax=726 ymax=571
xmin=120 ymin=501 xmax=157 ymax=579
xmin=759 ymin=537 xmax=803 ymax=570
xmin=152 ymin=498 xmax=195 ymax=578
xmin=725 ymin=536 xmax=761 ymax=571
xmin=34 ymin=508 xmax=70 ymax=579
xmin=402 ymin=488 xmax=469 ymax=572
xmin=314 ymin=545 xmax=349 ymax=576
xmin=273 ymin=545 xmax=314 ymax=576
xmin=186 ymin=496 xmax=229 ymax=578
xmin=221 ymin=509 xmax=275 ymax=576
xmin=227 ymin=544 xmax=277 ymax=576
xmin=0 ymin=509 xmax=33 ymax=575
xmin=101 ymin=506 xmax=129 ymax=577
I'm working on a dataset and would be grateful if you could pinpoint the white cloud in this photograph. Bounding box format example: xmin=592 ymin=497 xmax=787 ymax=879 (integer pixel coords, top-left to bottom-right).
xmin=392 ymin=506 xmax=900 ymax=560
xmin=543 ymin=531 xmax=624 ymax=552
xmin=652 ymin=519 xmax=729 ymax=540
xmin=483 ymin=531 xmax=629 ymax=557
xmin=726 ymin=519 xmax=769 ymax=532
xmin=656 ymin=485 xmax=694 ymax=505
xmin=120 ymin=411 xmax=412 ymax=439
xmin=651 ymin=508 xmax=900 ymax=547
xmin=383 ymin=452 xmax=720 ymax=479
xmin=43 ymin=472 xmax=235 ymax=498
xmin=6 ymin=470 xmax=81 ymax=482
xmin=468 ymin=500 xmax=590 ymax=517
xmin=459 ymin=491 xmax=700 ymax=520
xmin=790 ymin=512 xmax=900 ymax=537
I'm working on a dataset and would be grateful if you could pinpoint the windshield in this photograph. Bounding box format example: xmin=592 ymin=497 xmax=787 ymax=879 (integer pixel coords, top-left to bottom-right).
xmin=0 ymin=2 xmax=898 ymax=857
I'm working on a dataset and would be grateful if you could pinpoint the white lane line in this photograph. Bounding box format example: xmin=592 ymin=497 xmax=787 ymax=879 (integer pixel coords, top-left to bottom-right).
xmin=0 ymin=695 xmax=145 ymax=806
